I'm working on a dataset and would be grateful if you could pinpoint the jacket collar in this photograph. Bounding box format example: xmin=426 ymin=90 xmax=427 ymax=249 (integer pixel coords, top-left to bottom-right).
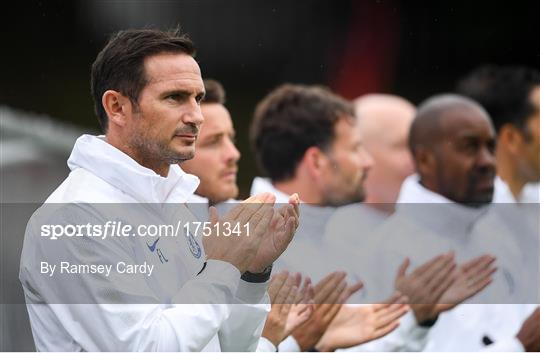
xmin=396 ymin=174 xmax=488 ymax=239
xmin=67 ymin=134 xmax=199 ymax=203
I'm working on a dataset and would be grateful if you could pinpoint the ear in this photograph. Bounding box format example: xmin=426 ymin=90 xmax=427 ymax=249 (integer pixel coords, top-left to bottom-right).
xmin=102 ymin=90 xmax=132 ymax=128
xmin=498 ymin=124 xmax=522 ymax=154
xmin=302 ymin=146 xmax=329 ymax=179
xmin=415 ymin=145 xmax=436 ymax=180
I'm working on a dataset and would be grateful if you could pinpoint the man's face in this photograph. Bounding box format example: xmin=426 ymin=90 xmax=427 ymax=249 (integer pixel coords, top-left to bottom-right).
xmin=431 ymin=108 xmax=497 ymax=205
xmin=181 ymin=103 xmax=240 ymax=203
xmin=361 ymin=106 xmax=415 ymax=204
xmin=515 ymin=86 xmax=540 ymax=182
xmin=320 ymin=117 xmax=374 ymax=206
xmin=125 ymin=53 xmax=205 ymax=168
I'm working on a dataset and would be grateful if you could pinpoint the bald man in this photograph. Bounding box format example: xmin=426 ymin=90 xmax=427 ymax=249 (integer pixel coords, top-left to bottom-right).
xmin=356 ymin=94 xmax=416 ymax=212
xmin=368 ymin=94 xmax=539 ymax=351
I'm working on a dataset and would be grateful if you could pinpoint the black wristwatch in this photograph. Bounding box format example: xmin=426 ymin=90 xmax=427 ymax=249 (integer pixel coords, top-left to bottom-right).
xmin=241 ymin=265 xmax=273 ymax=283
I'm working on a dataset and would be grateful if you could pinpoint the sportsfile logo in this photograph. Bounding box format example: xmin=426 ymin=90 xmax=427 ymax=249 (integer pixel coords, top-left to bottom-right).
xmin=40 ymin=221 xmax=251 ymax=240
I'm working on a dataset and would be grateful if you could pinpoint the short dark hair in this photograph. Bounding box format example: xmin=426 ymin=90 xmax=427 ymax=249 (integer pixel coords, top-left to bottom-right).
xmin=250 ymin=84 xmax=354 ymax=182
xmin=457 ymin=65 xmax=540 ymax=134
xmin=408 ymin=94 xmax=487 ymax=156
xmin=91 ymin=27 xmax=196 ymax=132
xmin=202 ymin=79 xmax=226 ymax=105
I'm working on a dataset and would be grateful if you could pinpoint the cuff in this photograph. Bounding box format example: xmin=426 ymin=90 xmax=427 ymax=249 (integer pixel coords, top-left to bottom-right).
xmin=279 ymin=336 xmax=301 ymax=352
xmin=237 ymin=278 xmax=270 ymax=304
xmin=257 ymin=337 xmax=278 ymax=352
xmin=402 ymin=311 xmax=431 ymax=343
xmin=199 ymin=259 xmax=241 ymax=285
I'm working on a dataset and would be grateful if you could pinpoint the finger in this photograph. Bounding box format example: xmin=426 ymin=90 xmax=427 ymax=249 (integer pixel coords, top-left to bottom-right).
xmin=289 ymin=193 xmax=300 ymax=215
xmin=322 ymin=303 xmax=343 ymax=323
xmin=431 ymin=269 xmax=458 ymax=302
xmin=464 ymin=256 xmax=496 ymax=277
xmin=227 ymin=192 xmax=273 ymax=221
xmin=413 ymin=253 xmax=452 ymax=277
xmin=268 ymin=271 xmax=289 ymax=303
xmin=376 ymin=292 xmax=408 ymax=311
xmin=294 ymin=277 xmax=307 ymax=304
xmin=374 ymin=303 xmax=409 ymax=330
xmin=372 ymin=321 xmax=400 ymax=341
xmin=396 ymin=258 xmax=410 ymax=280
xmin=275 ymin=273 xmax=296 ymax=304
xmin=314 ymin=272 xmax=347 ymax=303
xmin=252 ymin=206 xmax=275 ymax=239
xmin=338 ymin=280 xmax=364 ymax=303
xmin=236 ymin=193 xmax=275 ymax=224
xmin=307 ymin=283 xmax=315 ymax=303
xmin=467 ymin=266 xmax=497 ymax=296
xmin=419 ymin=253 xmax=456 ymax=283
xmin=426 ymin=259 xmax=457 ymax=294
xmin=286 ymin=286 xmax=299 ymax=305
xmin=279 ymin=303 xmax=293 ymax=318
xmin=323 ymin=278 xmax=347 ymax=305
xmin=461 ymin=255 xmax=495 ymax=273
xmin=209 ymin=206 xmax=219 ymax=224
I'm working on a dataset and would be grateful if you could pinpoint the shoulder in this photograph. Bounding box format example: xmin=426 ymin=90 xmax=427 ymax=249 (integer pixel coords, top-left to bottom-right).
xmin=45 ymin=168 xmax=134 ymax=203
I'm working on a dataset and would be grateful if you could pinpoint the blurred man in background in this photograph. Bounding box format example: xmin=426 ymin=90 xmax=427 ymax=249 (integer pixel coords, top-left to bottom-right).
xmin=369 ymin=94 xmax=539 ymax=351
xmin=182 ymin=79 xmax=241 ymax=207
xmin=457 ymin=65 xmax=540 ymax=204
xmin=458 ymin=66 xmax=540 ymax=339
xmin=323 ymin=94 xmax=416 ymax=273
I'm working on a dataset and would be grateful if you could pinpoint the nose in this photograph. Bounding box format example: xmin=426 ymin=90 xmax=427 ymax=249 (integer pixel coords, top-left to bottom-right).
xmin=361 ymin=148 xmax=374 ymax=171
xmin=224 ymin=137 xmax=241 ymax=163
xmin=182 ymin=99 xmax=205 ymax=127
xmin=477 ymin=145 xmax=496 ymax=171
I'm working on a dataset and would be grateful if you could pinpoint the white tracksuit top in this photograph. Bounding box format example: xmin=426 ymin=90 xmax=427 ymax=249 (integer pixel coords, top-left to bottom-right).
xmin=19 ymin=134 xmax=270 ymax=351
xmin=368 ymin=175 xmax=534 ymax=352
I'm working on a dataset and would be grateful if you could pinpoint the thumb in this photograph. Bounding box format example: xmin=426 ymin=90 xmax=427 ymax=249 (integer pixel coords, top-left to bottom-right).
xmin=209 ymin=206 xmax=219 ymax=224
xmin=396 ymin=258 xmax=410 ymax=279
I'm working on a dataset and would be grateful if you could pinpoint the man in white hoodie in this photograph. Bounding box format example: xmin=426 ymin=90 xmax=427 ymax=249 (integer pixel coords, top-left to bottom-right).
xmin=457 ymin=67 xmax=539 ymax=304
xmin=369 ymin=93 xmax=539 ymax=351
xmin=19 ymin=28 xmax=299 ymax=351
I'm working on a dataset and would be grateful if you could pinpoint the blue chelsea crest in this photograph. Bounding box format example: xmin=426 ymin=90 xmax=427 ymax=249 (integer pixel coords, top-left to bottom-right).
xmin=186 ymin=230 xmax=202 ymax=259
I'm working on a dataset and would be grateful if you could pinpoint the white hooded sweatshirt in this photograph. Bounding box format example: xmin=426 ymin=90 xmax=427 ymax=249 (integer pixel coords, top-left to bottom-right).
xmin=369 ymin=174 xmax=532 ymax=352
xmin=19 ymin=135 xmax=270 ymax=351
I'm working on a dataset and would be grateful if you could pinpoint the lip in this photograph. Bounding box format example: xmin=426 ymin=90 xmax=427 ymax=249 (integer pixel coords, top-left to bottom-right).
xmin=475 ymin=177 xmax=494 ymax=191
xmin=175 ymin=134 xmax=197 ymax=141
xmin=221 ymin=170 xmax=237 ymax=179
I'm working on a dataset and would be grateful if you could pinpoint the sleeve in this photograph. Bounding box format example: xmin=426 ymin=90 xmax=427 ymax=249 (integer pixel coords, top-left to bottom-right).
xmin=279 ymin=336 xmax=301 ymax=352
xmin=218 ymin=280 xmax=271 ymax=351
xmin=257 ymin=337 xmax=278 ymax=352
xmin=20 ymin=204 xmax=244 ymax=351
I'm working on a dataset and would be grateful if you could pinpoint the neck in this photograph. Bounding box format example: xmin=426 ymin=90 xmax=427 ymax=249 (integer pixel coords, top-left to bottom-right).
xmin=273 ymin=178 xmax=321 ymax=204
xmin=364 ymin=195 xmax=395 ymax=214
xmin=105 ymin=134 xmax=170 ymax=177
xmin=496 ymin=148 xmax=526 ymax=200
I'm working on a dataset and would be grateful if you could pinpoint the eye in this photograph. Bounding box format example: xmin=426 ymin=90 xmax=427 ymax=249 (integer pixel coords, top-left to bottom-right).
xmin=166 ymin=94 xmax=181 ymax=101
xmin=195 ymin=93 xmax=205 ymax=105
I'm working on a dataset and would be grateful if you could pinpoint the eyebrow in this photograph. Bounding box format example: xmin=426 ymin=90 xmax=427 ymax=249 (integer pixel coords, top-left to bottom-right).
xmin=161 ymin=89 xmax=205 ymax=98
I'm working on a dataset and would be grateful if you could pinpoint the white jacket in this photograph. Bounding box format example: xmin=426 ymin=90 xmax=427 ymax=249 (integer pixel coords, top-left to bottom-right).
xmin=369 ymin=174 xmax=533 ymax=351
xmin=19 ymin=135 xmax=270 ymax=351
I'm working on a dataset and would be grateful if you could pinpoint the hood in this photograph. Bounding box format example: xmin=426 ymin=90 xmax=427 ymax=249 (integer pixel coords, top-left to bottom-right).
xmin=67 ymin=134 xmax=199 ymax=203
